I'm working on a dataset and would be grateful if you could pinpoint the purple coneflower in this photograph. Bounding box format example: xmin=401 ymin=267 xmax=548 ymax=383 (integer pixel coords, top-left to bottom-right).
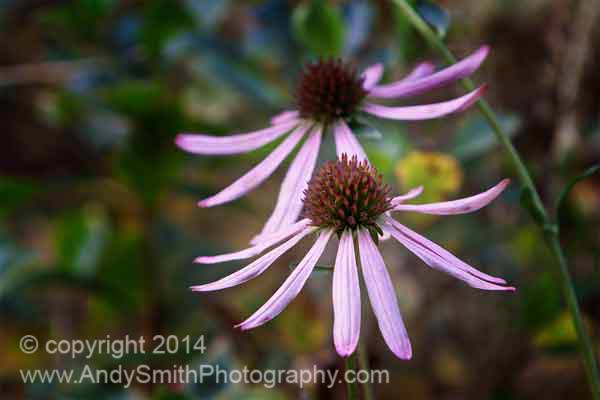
xmin=176 ymin=47 xmax=490 ymax=244
xmin=191 ymin=155 xmax=514 ymax=359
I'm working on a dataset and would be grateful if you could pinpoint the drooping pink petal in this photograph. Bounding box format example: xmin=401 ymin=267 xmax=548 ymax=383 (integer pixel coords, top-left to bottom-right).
xmin=191 ymin=227 xmax=317 ymax=292
xmin=384 ymin=217 xmax=514 ymax=289
xmin=195 ymin=219 xmax=312 ymax=264
xmin=357 ymin=229 xmax=412 ymax=359
xmin=393 ymin=179 xmax=509 ymax=214
xmin=361 ymin=63 xmax=384 ymax=90
xmin=198 ymin=125 xmax=308 ymax=208
xmin=369 ymin=46 xmax=489 ymax=99
xmin=236 ymin=229 xmax=334 ymax=330
xmin=333 ymin=230 xmax=361 ymax=357
xmin=251 ymin=127 xmax=323 ymax=245
xmin=176 ymin=120 xmax=298 ymax=155
xmin=334 ymin=120 xmax=368 ymax=163
xmin=402 ymin=62 xmax=436 ymax=82
xmin=390 ymin=186 xmax=424 ymax=206
xmin=271 ymin=110 xmax=300 ymax=125
xmin=362 ymin=85 xmax=486 ymax=121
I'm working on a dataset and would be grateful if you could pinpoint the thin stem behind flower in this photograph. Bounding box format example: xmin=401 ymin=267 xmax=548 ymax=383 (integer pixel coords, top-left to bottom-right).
xmin=355 ymin=235 xmax=375 ymax=400
xmin=344 ymin=352 xmax=360 ymax=400
xmin=391 ymin=1 xmax=600 ymax=398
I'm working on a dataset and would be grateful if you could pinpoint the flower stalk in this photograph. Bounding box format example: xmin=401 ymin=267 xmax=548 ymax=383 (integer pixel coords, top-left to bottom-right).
xmin=355 ymin=234 xmax=375 ymax=400
xmin=344 ymin=352 xmax=360 ymax=400
xmin=392 ymin=0 xmax=600 ymax=398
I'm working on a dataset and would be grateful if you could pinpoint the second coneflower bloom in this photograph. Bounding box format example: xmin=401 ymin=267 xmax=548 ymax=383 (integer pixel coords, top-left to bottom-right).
xmin=192 ymin=155 xmax=514 ymax=359
xmin=176 ymin=47 xmax=490 ymax=244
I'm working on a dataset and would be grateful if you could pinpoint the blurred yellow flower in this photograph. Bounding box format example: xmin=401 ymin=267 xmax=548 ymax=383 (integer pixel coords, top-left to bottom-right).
xmin=395 ymin=151 xmax=463 ymax=204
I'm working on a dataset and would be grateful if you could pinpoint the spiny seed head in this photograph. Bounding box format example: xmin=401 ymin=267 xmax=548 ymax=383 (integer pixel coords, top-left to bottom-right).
xmin=296 ymin=59 xmax=367 ymax=123
xmin=302 ymin=154 xmax=392 ymax=238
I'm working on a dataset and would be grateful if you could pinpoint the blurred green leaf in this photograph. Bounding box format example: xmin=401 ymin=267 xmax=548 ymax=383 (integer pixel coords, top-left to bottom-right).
xmin=102 ymin=80 xmax=167 ymax=118
xmin=103 ymin=79 xmax=185 ymax=206
xmin=415 ymin=1 xmax=450 ymax=38
xmin=355 ymin=113 xmax=412 ymax=175
xmin=96 ymin=230 xmax=147 ymax=310
xmin=556 ymin=164 xmax=600 ymax=230
xmin=37 ymin=0 xmax=117 ymax=40
xmin=292 ymin=0 xmax=345 ymax=57
xmin=141 ymin=0 xmax=195 ymax=58
xmin=452 ymin=114 xmax=520 ymax=161
xmin=0 ymin=265 xmax=123 ymax=305
xmin=350 ymin=120 xmax=383 ymax=141
xmin=534 ymin=311 xmax=579 ymax=349
xmin=0 ymin=178 xmax=38 ymax=217
xmin=153 ymin=388 xmax=191 ymax=400
xmin=56 ymin=207 xmax=108 ymax=278
xmin=520 ymin=271 xmax=563 ymax=329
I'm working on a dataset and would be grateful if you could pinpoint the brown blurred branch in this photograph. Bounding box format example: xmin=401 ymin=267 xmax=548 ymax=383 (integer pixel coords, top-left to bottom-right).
xmin=553 ymin=0 xmax=600 ymax=159
xmin=0 ymin=60 xmax=100 ymax=87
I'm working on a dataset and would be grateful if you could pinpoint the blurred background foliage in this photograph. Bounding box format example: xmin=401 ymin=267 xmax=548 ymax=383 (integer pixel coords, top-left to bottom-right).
xmin=0 ymin=0 xmax=599 ymax=399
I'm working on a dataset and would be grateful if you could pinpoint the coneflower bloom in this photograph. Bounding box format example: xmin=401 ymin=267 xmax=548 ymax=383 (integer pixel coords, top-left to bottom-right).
xmin=176 ymin=46 xmax=490 ymax=244
xmin=191 ymin=155 xmax=514 ymax=359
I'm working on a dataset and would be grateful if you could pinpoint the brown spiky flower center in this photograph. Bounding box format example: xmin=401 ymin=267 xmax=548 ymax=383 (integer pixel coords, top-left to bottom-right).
xmin=302 ymin=154 xmax=392 ymax=237
xmin=296 ymin=59 xmax=367 ymax=123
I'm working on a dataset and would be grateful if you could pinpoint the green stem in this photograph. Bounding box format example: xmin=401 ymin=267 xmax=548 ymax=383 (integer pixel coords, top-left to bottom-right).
xmin=358 ymin=337 xmax=374 ymax=400
xmin=545 ymin=232 xmax=600 ymax=397
xmin=392 ymin=1 xmax=600 ymax=398
xmin=344 ymin=352 xmax=360 ymax=400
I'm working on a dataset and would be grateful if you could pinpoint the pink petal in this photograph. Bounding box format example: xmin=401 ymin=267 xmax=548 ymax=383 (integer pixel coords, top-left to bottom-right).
xmin=176 ymin=120 xmax=298 ymax=155
xmin=333 ymin=230 xmax=361 ymax=357
xmin=384 ymin=217 xmax=514 ymax=289
xmin=334 ymin=121 xmax=368 ymax=163
xmin=361 ymin=63 xmax=384 ymax=90
xmin=393 ymin=179 xmax=510 ymax=214
xmin=198 ymin=124 xmax=308 ymax=208
xmin=370 ymin=46 xmax=489 ymax=99
xmin=362 ymin=85 xmax=486 ymax=121
xmin=390 ymin=186 xmax=424 ymax=206
xmin=251 ymin=127 xmax=323 ymax=244
xmin=191 ymin=227 xmax=317 ymax=292
xmin=402 ymin=62 xmax=436 ymax=82
xmin=271 ymin=110 xmax=300 ymax=125
xmin=357 ymin=229 xmax=412 ymax=359
xmin=195 ymin=219 xmax=312 ymax=264
xmin=236 ymin=229 xmax=334 ymax=330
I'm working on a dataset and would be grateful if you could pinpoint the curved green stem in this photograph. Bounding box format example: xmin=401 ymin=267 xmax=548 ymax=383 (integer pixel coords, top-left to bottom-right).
xmin=392 ymin=1 xmax=600 ymax=398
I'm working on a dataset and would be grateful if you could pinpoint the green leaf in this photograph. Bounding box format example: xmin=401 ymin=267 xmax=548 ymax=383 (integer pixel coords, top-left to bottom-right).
xmin=520 ymin=271 xmax=563 ymax=330
xmin=55 ymin=208 xmax=108 ymax=278
xmin=0 ymin=178 xmax=38 ymax=217
xmin=415 ymin=1 xmax=450 ymax=38
xmin=292 ymin=1 xmax=345 ymax=57
xmin=96 ymin=231 xmax=147 ymax=310
xmin=556 ymin=164 xmax=600 ymax=229
xmin=0 ymin=265 xmax=124 ymax=304
xmin=349 ymin=120 xmax=383 ymax=141
xmin=534 ymin=311 xmax=579 ymax=349
xmin=452 ymin=114 xmax=520 ymax=160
